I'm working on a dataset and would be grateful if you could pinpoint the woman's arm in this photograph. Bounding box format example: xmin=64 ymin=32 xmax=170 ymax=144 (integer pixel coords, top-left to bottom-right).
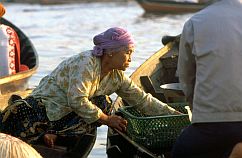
xmin=116 ymin=72 xmax=181 ymax=115
xmin=67 ymin=54 xmax=105 ymax=124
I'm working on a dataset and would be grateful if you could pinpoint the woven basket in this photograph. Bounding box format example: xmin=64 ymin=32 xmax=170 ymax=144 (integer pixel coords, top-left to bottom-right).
xmin=0 ymin=133 xmax=43 ymax=158
xmin=118 ymin=103 xmax=191 ymax=150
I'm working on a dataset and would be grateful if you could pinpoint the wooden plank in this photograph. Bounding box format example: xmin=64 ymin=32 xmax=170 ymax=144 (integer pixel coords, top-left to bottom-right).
xmin=140 ymin=75 xmax=165 ymax=101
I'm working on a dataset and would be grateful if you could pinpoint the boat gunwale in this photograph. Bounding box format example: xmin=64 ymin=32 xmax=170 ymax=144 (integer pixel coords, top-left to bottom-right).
xmin=136 ymin=0 xmax=211 ymax=6
xmin=0 ymin=18 xmax=39 ymax=89
xmin=0 ymin=67 xmax=38 ymax=85
xmin=118 ymin=106 xmax=188 ymax=120
xmin=136 ymin=0 xmax=210 ymax=13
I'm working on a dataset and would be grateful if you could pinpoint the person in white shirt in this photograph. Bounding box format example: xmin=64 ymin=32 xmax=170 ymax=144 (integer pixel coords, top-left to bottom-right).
xmin=172 ymin=0 xmax=242 ymax=157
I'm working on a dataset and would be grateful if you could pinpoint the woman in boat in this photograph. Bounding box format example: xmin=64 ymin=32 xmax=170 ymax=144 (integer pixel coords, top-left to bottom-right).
xmin=0 ymin=27 xmax=180 ymax=148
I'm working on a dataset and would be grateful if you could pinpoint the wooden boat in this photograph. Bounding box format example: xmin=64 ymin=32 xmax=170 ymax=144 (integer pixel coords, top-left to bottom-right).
xmin=0 ymin=17 xmax=38 ymax=109
xmin=135 ymin=0 xmax=211 ymax=14
xmin=106 ymin=35 xmax=183 ymax=158
xmin=0 ymin=18 xmax=38 ymax=96
xmin=7 ymin=0 xmax=130 ymax=5
xmin=0 ymin=18 xmax=97 ymax=158
xmin=32 ymin=129 xmax=97 ymax=158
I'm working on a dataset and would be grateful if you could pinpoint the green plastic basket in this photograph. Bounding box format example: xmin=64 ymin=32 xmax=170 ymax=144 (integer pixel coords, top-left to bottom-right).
xmin=118 ymin=103 xmax=191 ymax=150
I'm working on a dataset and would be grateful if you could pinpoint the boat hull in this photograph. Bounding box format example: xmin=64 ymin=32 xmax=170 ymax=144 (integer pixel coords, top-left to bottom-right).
xmin=136 ymin=0 xmax=208 ymax=13
xmin=0 ymin=18 xmax=97 ymax=158
xmin=7 ymin=0 xmax=130 ymax=4
xmin=0 ymin=18 xmax=38 ymax=96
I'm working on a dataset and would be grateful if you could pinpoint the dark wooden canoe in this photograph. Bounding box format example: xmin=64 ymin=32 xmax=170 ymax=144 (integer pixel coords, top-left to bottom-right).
xmin=0 ymin=18 xmax=38 ymax=96
xmin=33 ymin=129 xmax=97 ymax=158
xmin=106 ymin=35 xmax=182 ymax=158
xmin=7 ymin=0 xmax=130 ymax=5
xmin=135 ymin=0 xmax=211 ymax=14
xmin=0 ymin=18 xmax=97 ymax=158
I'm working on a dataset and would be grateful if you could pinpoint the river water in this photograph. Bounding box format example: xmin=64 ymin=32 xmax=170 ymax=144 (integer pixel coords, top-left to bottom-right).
xmin=3 ymin=1 xmax=193 ymax=157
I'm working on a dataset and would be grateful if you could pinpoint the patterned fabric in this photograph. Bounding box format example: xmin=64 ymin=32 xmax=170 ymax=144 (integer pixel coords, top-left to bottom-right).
xmin=0 ymin=95 xmax=111 ymax=144
xmin=31 ymin=50 xmax=176 ymax=124
xmin=1 ymin=97 xmax=50 ymax=144
xmin=0 ymin=24 xmax=21 ymax=76
xmin=90 ymin=95 xmax=112 ymax=115
xmin=92 ymin=27 xmax=134 ymax=56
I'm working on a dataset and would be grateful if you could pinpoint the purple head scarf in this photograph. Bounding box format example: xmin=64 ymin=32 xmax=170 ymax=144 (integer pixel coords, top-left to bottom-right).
xmin=92 ymin=27 xmax=135 ymax=57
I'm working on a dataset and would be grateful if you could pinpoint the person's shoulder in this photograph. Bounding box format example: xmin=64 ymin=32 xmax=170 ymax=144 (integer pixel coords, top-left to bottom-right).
xmin=0 ymin=24 xmax=15 ymax=31
xmin=185 ymin=6 xmax=215 ymax=27
xmin=190 ymin=1 xmax=223 ymax=20
xmin=69 ymin=50 xmax=94 ymax=61
xmin=68 ymin=50 xmax=99 ymax=67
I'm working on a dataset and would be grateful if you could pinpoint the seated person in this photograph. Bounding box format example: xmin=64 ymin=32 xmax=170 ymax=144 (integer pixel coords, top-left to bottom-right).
xmin=0 ymin=27 xmax=181 ymax=149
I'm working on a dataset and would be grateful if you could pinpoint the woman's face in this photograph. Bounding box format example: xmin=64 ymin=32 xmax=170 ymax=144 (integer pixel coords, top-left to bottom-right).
xmin=110 ymin=44 xmax=135 ymax=71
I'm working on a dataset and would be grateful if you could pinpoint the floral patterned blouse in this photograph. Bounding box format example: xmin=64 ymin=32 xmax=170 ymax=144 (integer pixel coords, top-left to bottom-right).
xmin=31 ymin=50 xmax=176 ymax=124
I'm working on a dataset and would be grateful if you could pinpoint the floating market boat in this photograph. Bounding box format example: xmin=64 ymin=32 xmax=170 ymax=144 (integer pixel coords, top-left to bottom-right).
xmin=6 ymin=0 xmax=130 ymax=5
xmin=0 ymin=18 xmax=97 ymax=158
xmin=135 ymin=0 xmax=211 ymax=14
xmin=0 ymin=17 xmax=38 ymax=107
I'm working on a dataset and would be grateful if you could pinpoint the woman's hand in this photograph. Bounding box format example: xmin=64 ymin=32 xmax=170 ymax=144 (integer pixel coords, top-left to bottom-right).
xmin=107 ymin=115 xmax=128 ymax=132
xmin=99 ymin=113 xmax=127 ymax=132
